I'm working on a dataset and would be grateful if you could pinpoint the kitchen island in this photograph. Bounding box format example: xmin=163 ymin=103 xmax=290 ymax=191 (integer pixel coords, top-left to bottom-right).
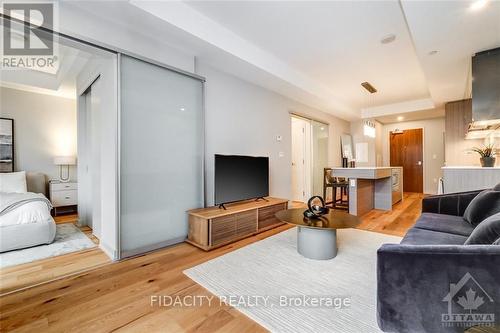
xmin=331 ymin=167 xmax=403 ymax=216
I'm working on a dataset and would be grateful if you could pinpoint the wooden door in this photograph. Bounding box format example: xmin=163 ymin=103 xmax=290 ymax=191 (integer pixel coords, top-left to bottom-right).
xmin=390 ymin=128 xmax=423 ymax=193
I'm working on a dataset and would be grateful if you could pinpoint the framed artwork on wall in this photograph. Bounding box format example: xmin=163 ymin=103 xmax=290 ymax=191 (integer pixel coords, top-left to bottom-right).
xmin=0 ymin=118 xmax=14 ymax=173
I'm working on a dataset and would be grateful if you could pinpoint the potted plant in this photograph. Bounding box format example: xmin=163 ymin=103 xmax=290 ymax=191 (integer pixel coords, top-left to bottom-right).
xmin=471 ymin=144 xmax=496 ymax=167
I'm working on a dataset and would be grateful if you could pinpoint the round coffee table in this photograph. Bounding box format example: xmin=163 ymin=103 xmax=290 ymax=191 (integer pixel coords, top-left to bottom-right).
xmin=275 ymin=208 xmax=360 ymax=260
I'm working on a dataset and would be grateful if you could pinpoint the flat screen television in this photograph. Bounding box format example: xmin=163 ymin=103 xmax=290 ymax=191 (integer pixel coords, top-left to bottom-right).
xmin=214 ymin=154 xmax=269 ymax=206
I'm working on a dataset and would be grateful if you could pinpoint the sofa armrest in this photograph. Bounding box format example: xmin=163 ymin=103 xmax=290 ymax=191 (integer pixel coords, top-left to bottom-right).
xmin=377 ymin=244 xmax=500 ymax=333
xmin=422 ymin=190 xmax=483 ymax=216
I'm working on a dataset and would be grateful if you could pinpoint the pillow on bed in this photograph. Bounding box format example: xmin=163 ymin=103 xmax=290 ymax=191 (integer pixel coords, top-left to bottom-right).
xmin=0 ymin=171 xmax=28 ymax=193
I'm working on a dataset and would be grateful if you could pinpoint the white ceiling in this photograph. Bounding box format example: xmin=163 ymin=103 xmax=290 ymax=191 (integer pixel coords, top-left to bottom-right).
xmin=1 ymin=43 xmax=92 ymax=99
xmin=185 ymin=1 xmax=430 ymax=111
xmin=11 ymin=1 xmax=498 ymax=119
xmin=127 ymin=0 xmax=500 ymax=121
xmin=0 ymin=21 xmax=112 ymax=99
xmin=401 ymin=0 xmax=500 ymax=107
xmin=375 ymin=108 xmax=445 ymax=125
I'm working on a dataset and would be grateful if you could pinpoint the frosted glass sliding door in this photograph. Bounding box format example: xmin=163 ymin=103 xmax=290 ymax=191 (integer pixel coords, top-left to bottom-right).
xmin=119 ymin=55 xmax=204 ymax=258
xmin=312 ymin=121 xmax=329 ymax=197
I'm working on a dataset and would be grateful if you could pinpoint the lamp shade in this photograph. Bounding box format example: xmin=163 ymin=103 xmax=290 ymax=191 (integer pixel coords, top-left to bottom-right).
xmin=53 ymin=156 xmax=76 ymax=165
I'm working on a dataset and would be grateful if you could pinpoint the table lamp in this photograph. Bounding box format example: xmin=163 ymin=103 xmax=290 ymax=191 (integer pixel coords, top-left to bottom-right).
xmin=53 ymin=156 xmax=76 ymax=182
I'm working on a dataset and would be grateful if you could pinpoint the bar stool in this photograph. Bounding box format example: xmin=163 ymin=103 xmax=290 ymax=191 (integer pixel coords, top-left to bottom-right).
xmin=323 ymin=168 xmax=335 ymax=206
xmin=323 ymin=168 xmax=349 ymax=210
xmin=332 ymin=177 xmax=349 ymax=210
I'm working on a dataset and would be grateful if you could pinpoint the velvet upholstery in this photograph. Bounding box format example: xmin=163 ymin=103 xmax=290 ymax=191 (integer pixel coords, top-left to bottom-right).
xmin=465 ymin=212 xmax=500 ymax=245
xmin=494 ymin=237 xmax=500 ymax=245
xmin=413 ymin=213 xmax=474 ymax=237
xmin=377 ymin=189 xmax=500 ymax=332
xmin=377 ymin=244 xmax=500 ymax=333
xmin=463 ymin=190 xmax=500 ymax=226
xmin=401 ymin=228 xmax=468 ymax=245
xmin=422 ymin=190 xmax=482 ymax=216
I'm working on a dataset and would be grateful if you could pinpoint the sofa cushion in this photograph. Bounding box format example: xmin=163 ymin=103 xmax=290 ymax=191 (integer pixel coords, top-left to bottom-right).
xmin=463 ymin=190 xmax=500 ymax=226
xmin=465 ymin=212 xmax=500 ymax=245
xmin=413 ymin=213 xmax=475 ymax=237
xmin=494 ymin=237 xmax=500 ymax=245
xmin=440 ymin=191 xmax=480 ymax=216
xmin=401 ymin=228 xmax=468 ymax=245
xmin=494 ymin=183 xmax=500 ymax=191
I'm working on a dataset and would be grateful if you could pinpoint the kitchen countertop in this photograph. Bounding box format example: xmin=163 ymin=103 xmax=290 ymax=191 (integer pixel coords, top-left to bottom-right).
xmin=331 ymin=167 xmax=400 ymax=180
xmin=331 ymin=167 xmax=402 ymax=170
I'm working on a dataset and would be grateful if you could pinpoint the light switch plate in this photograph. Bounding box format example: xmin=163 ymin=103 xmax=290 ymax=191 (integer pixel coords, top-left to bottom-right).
xmin=276 ymin=135 xmax=282 ymax=142
xmin=350 ymin=179 xmax=356 ymax=187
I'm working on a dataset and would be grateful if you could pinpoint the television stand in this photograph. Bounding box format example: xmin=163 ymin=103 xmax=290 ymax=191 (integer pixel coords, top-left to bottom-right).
xmin=218 ymin=203 xmax=227 ymax=210
xmin=254 ymin=197 xmax=269 ymax=202
xmin=187 ymin=197 xmax=288 ymax=251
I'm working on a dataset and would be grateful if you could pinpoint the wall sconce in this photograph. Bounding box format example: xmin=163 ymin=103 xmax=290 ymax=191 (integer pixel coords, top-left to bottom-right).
xmin=53 ymin=156 xmax=76 ymax=182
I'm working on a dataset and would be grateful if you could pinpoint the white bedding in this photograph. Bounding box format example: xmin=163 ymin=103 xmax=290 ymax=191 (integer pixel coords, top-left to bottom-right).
xmin=0 ymin=200 xmax=53 ymax=227
xmin=0 ymin=191 xmax=56 ymax=253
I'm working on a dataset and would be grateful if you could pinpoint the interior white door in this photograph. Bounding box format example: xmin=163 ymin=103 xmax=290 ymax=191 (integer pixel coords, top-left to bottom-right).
xmin=311 ymin=121 xmax=329 ymax=197
xmin=291 ymin=117 xmax=306 ymax=202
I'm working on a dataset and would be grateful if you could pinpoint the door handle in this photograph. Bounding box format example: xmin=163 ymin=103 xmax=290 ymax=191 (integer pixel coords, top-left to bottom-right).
xmin=417 ymin=161 xmax=422 ymax=166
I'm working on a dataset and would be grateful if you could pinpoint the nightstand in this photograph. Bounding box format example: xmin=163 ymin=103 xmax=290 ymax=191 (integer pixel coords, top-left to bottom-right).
xmin=49 ymin=181 xmax=78 ymax=216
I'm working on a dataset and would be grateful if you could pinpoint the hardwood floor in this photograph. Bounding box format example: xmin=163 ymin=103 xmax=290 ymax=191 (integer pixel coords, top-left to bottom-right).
xmin=0 ymin=214 xmax=109 ymax=295
xmin=357 ymin=192 xmax=424 ymax=237
xmin=0 ymin=194 xmax=423 ymax=332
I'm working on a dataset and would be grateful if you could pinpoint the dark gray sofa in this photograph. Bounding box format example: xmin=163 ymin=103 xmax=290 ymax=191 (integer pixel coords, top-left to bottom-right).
xmin=377 ymin=190 xmax=500 ymax=333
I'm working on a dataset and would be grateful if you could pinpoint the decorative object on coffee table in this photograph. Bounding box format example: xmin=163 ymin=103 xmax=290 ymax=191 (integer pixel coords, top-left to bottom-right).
xmin=471 ymin=144 xmax=496 ymax=167
xmin=303 ymin=196 xmax=329 ymax=219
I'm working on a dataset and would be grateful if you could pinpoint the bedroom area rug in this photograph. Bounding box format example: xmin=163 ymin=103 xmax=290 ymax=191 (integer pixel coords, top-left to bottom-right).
xmin=184 ymin=228 xmax=401 ymax=333
xmin=0 ymin=223 xmax=96 ymax=269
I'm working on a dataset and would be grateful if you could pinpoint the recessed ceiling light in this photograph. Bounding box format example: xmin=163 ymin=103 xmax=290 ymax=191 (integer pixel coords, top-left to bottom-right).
xmin=470 ymin=0 xmax=489 ymax=11
xmin=380 ymin=34 xmax=396 ymax=44
xmin=428 ymin=50 xmax=438 ymax=55
xmin=397 ymin=116 xmax=404 ymax=121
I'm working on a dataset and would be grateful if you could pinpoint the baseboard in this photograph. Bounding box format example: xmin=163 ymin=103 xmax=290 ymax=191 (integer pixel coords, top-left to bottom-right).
xmin=99 ymin=241 xmax=119 ymax=261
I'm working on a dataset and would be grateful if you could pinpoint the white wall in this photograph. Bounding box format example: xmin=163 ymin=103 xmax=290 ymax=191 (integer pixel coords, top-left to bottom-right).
xmin=197 ymin=63 xmax=350 ymax=206
xmin=0 ymin=87 xmax=77 ymax=181
xmin=381 ymin=118 xmax=446 ymax=194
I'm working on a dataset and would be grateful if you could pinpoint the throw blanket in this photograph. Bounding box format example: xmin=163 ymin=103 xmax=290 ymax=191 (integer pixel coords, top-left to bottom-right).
xmin=0 ymin=192 xmax=53 ymax=216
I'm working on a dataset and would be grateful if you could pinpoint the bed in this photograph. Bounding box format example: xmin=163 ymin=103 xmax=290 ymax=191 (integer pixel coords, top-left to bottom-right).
xmin=0 ymin=171 xmax=56 ymax=253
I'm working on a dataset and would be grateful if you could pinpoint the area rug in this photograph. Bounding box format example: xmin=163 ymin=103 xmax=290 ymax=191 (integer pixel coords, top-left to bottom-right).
xmin=184 ymin=228 xmax=401 ymax=333
xmin=0 ymin=223 xmax=96 ymax=269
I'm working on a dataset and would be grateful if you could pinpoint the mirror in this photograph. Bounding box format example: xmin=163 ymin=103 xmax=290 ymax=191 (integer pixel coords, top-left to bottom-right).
xmin=341 ymin=134 xmax=354 ymax=161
